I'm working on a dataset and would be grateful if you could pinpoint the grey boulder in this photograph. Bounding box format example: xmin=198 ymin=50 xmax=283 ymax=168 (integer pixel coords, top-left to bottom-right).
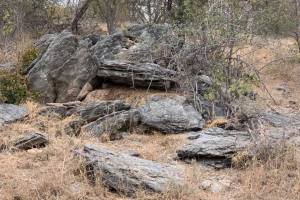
xmin=0 ymin=104 xmax=28 ymax=125
xmin=140 ymin=95 xmax=204 ymax=133
xmin=76 ymin=144 xmax=183 ymax=195
xmin=47 ymin=43 xmax=98 ymax=102
xmin=27 ymin=31 xmax=78 ymax=102
xmin=177 ymin=128 xmax=251 ymax=167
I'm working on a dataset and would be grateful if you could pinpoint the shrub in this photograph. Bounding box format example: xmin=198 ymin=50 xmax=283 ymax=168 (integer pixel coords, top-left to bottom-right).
xmin=0 ymin=71 xmax=28 ymax=104
xmin=20 ymin=46 xmax=38 ymax=72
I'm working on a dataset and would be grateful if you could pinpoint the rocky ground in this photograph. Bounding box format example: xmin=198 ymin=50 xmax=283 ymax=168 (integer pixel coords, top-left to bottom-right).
xmin=0 ymin=25 xmax=300 ymax=200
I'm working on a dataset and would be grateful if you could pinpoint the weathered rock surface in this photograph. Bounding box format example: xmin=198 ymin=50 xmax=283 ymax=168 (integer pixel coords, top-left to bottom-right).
xmin=13 ymin=132 xmax=48 ymax=150
xmin=70 ymin=101 xmax=131 ymax=122
xmin=76 ymin=144 xmax=183 ymax=195
xmin=177 ymin=128 xmax=251 ymax=160
xmin=178 ymin=111 xmax=300 ymax=167
xmin=140 ymin=95 xmax=204 ymax=133
xmin=27 ymin=31 xmax=78 ymax=102
xmin=26 ymin=25 xmax=179 ymax=103
xmin=39 ymin=100 xmax=130 ymax=121
xmin=0 ymin=104 xmax=28 ymax=125
xmin=81 ymin=109 xmax=141 ymax=138
xmin=97 ymin=60 xmax=176 ymax=90
xmin=63 ymin=117 xmax=86 ymax=136
xmin=48 ymin=43 xmax=98 ymax=102
xmin=260 ymin=111 xmax=300 ymax=128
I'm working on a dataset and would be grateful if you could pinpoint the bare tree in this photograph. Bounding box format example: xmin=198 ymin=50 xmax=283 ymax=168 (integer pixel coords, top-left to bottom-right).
xmin=71 ymin=0 xmax=93 ymax=34
xmin=96 ymin=0 xmax=118 ymax=35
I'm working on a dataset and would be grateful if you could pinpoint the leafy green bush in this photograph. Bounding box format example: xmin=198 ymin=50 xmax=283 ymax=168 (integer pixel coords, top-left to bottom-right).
xmin=20 ymin=46 xmax=38 ymax=72
xmin=0 ymin=71 xmax=28 ymax=104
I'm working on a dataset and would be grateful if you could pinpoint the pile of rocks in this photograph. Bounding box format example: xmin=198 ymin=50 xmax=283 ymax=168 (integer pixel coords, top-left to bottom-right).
xmin=1 ymin=24 xmax=300 ymax=196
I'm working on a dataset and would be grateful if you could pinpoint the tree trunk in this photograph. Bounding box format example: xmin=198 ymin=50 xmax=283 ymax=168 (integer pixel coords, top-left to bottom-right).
xmin=166 ymin=0 xmax=173 ymax=11
xmin=71 ymin=0 xmax=93 ymax=34
xmin=295 ymin=0 xmax=300 ymax=52
xmin=106 ymin=16 xmax=117 ymax=35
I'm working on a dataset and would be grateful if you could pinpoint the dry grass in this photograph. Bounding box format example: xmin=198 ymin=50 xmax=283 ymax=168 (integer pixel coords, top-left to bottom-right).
xmin=235 ymin=146 xmax=300 ymax=200
xmin=0 ymin=101 xmax=227 ymax=200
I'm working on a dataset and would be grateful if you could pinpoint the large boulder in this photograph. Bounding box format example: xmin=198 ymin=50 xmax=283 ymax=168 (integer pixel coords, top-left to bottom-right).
xmin=0 ymin=104 xmax=28 ymax=125
xmin=27 ymin=31 xmax=78 ymax=102
xmin=48 ymin=43 xmax=98 ymax=102
xmin=139 ymin=95 xmax=205 ymax=133
xmin=76 ymin=144 xmax=183 ymax=195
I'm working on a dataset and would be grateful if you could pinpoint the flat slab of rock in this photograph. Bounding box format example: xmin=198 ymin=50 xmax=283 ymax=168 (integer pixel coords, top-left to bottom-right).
xmin=97 ymin=60 xmax=176 ymax=90
xmin=177 ymin=128 xmax=251 ymax=160
xmin=76 ymin=144 xmax=183 ymax=195
xmin=260 ymin=111 xmax=300 ymax=127
xmin=40 ymin=100 xmax=130 ymax=122
xmin=13 ymin=132 xmax=48 ymax=150
xmin=82 ymin=109 xmax=140 ymax=138
xmin=0 ymin=104 xmax=28 ymax=125
xmin=140 ymin=95 xmax=204 ymax=133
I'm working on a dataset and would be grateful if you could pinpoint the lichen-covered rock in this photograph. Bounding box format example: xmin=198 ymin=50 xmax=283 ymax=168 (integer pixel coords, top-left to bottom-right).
xmin=27 ymin=31 xmax=78 ymax=102
xmin=76 ymin=144 xmax=183 ymax=195
xmin=0 ymin=104 xmax=28 ymax=125
xmin=140 ymin=95 xmax=204 ymax=133
xmin=48 ymin=44 xmax=98 ymax=102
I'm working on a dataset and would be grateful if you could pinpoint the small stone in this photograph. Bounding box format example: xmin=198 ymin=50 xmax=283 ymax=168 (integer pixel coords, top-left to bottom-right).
xmin=13 ymin=132 xmax=48 ymax=150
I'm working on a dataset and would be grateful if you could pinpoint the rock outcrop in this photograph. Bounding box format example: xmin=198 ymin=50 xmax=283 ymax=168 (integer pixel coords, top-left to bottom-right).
xmin=0 ymin=104 xmax=28 ymax=125
xmin=26 ymin=25 xmax=179 ymax=103
xmin=96 ymin=60 xmax=176 ymax=90
xmin=140 ymin=95 xmax=204 ymax=133
xmin=27 ymin=31 xmax=78 ymax=102
xmin=76 ymin=144 xmax=183 ymax=195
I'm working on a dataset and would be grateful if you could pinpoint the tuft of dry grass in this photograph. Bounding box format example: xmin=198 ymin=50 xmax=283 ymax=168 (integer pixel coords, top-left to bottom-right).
xmin=235 ymin=145 xmax=300 ymax=200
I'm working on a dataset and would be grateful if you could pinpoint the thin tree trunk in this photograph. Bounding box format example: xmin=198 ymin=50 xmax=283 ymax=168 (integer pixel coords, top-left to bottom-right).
xmin=106 ymin=16 xmax=117 ymax=35
xmin=166 ymin=0 xmax=173 ymax=11
xmin=71 ymin=0 xmax=93 ymax=34
xmin=295 ymin=0 xmax=300 ymax=52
